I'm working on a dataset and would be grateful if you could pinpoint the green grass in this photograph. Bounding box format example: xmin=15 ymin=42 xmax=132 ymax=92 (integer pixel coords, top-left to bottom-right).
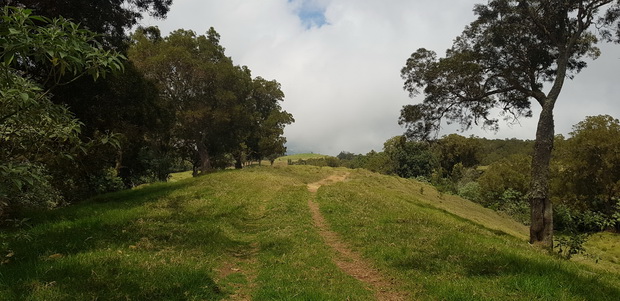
xmin=168 ymin=170 xmax=193 ymax=182
xmin=1 ymin=166 xmax=619 ymax=300
xmin=0 ymin=166 xmax=370 ymax=300
xmin=317 ymin=169 xmax=620 ymax=300
xmin=273 ymin=153 xmax=329 ymax=165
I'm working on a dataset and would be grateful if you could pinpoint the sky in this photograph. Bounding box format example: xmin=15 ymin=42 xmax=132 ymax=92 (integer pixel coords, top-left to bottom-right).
xmin=144 ymin=0 xmax=620 ymax=156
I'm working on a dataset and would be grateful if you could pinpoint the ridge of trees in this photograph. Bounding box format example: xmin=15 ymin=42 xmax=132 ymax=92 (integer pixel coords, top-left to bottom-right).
xmin=0 ymin=5 xmax=294 ymax=221
xmin=129 ymin=27 xmax=293 ymax=175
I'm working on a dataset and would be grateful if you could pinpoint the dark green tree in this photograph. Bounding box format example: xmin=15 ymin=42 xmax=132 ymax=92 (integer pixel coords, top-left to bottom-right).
xmin=0 ymin=7 xmax=124 ymax=216
xmin=433 ymin=134 xmax=480 ymax=172
xmin=6 ymin=0 xmax=175 ymax=189
xmin=554 ymin=115 xmax=620 ymax=221
xmin=130 ymin=27 xmax=243 ymax=174
xmin=400 ymin=0 xmax=620 ymax=248
xmin=130 ymin=27 xmax=293 ymax=174
xmin=383 ymin=136 xmax=436 ymax=178
xmin=5 ymin=0 xmax=172 ymax=48
xmin=246 ymin=77 xmax=294 ymax=166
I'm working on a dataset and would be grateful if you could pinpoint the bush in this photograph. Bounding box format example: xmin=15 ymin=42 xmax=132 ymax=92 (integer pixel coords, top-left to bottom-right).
xmin=498 ymin=189 xmax=530 ymax=224
xmin=458 ymin=181 xmax=482 ymax=203
xmin=554 ymin=203 xmax=617 ymax=232
xmin=88 ymin=168 xmax=126 ymax=195
xmin=0 ymin=162 xmax=62 ymax=220
xmin=555 ymin=233 xmax=590 ymax=260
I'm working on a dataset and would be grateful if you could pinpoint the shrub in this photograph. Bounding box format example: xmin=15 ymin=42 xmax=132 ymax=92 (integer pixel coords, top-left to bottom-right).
xmin=88 ymin=168 xmax=126 ymax=195
xmin=458 ymin=181 xmax=482 ymax=203
xmin=0 ymin=162 xmax=62 ymax=220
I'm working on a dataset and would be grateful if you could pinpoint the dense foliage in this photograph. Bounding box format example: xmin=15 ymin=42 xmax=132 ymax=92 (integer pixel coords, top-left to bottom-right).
xmin=5 ymin=0 xmax=172 ymax=48
xmin=0 ymin=6 xmax=294 ymax=221
xmin=307 ymin=115 xmax=620 ymax=234
xmin=129 ymin=27 xmax=293 ymax=175
xmin=0 ymin=7 xmax=124 ymax=217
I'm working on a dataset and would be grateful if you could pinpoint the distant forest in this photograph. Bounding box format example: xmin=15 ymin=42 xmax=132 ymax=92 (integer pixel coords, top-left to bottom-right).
xmin=294 ymin=115 xmax=620 ymax=234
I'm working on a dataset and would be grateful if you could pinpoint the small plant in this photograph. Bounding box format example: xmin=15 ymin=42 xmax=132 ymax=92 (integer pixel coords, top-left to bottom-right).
xmin=555 ymin=232 xmax=590 ymax=260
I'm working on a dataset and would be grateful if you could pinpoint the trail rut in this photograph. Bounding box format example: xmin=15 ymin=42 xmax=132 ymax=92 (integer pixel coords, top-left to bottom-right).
xmin=307 ymin=173 xmax=408 ymax=301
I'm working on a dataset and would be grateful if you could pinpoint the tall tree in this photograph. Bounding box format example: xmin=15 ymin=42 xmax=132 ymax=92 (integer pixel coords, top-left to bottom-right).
xmin=130 ymin=27 xmax=251 ymax=174
xmin=400 ymin=0 xmax=620 ymax=248
xmin=246 ymin=77 xmax=294 ymax=166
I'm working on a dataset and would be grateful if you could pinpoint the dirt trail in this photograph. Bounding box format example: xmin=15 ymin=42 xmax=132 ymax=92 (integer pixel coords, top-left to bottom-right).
xmin=307 ymin=173 xmax=408 ymax=301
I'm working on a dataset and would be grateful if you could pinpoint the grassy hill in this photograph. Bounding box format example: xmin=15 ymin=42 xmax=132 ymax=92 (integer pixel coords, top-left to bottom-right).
xmin=272 ymin=153 xmax=330 ymax=165
xmin=1 ymin=166 xmax=619 ymax=300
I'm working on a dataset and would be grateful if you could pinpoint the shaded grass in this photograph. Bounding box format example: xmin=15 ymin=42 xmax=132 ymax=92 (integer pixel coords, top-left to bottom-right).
xmin=317 ymin=169 xmax=620 ymax=300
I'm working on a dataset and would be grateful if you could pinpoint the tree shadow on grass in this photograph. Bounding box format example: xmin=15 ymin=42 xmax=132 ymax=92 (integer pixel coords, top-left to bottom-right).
xmin=2 ymin=253 xmax=223 ymax=300
xmin=0 ymin=178 xmax=259 ymax=300
xmin=392 ymin=241 xmax=620 ymax=300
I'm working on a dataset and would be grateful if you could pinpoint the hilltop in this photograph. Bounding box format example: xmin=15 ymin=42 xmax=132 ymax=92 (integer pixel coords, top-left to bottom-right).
xmin=1 ymin=166 xmax=619 ymax=300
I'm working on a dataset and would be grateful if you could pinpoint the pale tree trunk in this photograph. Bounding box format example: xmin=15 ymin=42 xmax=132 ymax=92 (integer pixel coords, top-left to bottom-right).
xmin=528 ymin=45 xmax=570 ymax=249
xmin=529 ymin=102 xmax=555 ymax=248
xmin=197 ymin=142 xmax=212 ymax=175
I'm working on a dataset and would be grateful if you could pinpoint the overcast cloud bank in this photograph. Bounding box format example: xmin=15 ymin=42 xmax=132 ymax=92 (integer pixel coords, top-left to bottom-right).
xmin=146 ymin=0 xmax=620 ymax=155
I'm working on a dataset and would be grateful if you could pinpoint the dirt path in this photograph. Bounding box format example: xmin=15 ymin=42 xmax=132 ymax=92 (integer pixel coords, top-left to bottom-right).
xmin=307 ymin=173 xmax=409 ymax=301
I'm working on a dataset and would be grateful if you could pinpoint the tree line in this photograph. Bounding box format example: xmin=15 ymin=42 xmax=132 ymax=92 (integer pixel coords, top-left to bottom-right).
xmin=300 ymin=114 xmax=620 ymax=235
xmin=0 ymin=2 xmax=293 ymax=220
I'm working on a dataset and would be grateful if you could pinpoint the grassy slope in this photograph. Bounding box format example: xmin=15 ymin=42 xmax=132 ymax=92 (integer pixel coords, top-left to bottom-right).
xmin=1 ymin=166 xmax=619 ymax=300
xmin=272 ymin=153 xmax=330 ymax=165
xmin=319 ymin=169 xmax=620 ymax=300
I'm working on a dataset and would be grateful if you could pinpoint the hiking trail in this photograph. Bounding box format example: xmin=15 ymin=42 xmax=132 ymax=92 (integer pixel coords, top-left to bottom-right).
xmin=307 ymin=172 xmax=408 ymax=301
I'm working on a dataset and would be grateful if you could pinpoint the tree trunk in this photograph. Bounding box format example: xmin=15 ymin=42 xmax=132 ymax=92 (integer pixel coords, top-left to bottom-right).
xmin=529 ymin=102 xmax=555 ymax=249
xmin=197 ymin=142 xmax=212 ymax=174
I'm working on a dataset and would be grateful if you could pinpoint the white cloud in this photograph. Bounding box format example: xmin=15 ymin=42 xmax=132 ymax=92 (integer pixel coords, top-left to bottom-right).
xmin=145 ymin=0 xmax=620 ymax=155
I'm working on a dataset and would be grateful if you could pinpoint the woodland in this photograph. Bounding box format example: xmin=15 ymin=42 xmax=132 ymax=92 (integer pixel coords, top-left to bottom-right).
xmin=1 ymin=2 xmax=292 ymax=218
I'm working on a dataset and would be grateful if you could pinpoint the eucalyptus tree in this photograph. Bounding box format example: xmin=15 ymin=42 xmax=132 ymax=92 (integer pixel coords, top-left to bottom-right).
xmin=246 ymin=77 xmax=294 ymax=166
xmin=400 ymin=0 xmax=620 ymax=247
xmin=131 ymin=27 xmax=292 ymax=174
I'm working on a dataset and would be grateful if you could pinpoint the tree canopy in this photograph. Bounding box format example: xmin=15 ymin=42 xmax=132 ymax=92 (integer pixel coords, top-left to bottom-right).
xmin=129 ymin=27 xmax=293 ymax=174
xmin=5 ymin=0 xmax=172 ymax=48
xmin=554 ymin=115 xmax=620 ymax=219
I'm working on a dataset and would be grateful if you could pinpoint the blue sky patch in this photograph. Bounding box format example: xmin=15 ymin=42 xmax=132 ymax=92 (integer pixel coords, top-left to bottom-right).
xmin=289 ymin=0 xmax=328 ymax=29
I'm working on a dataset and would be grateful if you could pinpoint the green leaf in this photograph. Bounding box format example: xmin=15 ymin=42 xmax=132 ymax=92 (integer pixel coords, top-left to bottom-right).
xmin=4 ymin=53 xmax=14 ymax=65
